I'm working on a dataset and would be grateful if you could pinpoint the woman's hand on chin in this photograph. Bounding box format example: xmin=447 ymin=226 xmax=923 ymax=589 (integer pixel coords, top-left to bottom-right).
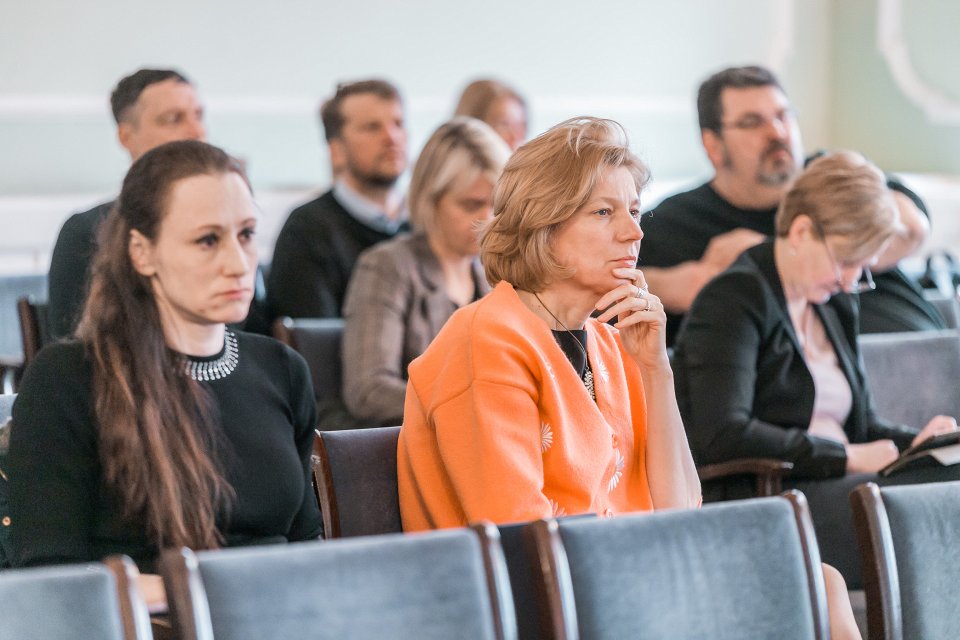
xmin=595 ymin=268 xmax=669 ymax=370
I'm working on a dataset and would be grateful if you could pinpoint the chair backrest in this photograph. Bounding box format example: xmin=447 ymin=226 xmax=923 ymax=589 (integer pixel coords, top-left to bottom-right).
xmin=529 ymin=492 xmax=829 ymax=640
xmin=17 ymin=296 xmax=49 ymax=369
xmin=922 ymin=290 xmax=960 ymax=329
xmin=0 ymin=561 xmax=145 ymax=640
xmin=0 ymin=394 xmax=14 ymax=423
xmin=497 ymin=516 xmax=593 ymax=640
xmin=0 ymin=275 xmax=45 ymax=362
xmin=851 ymin=481 xmax=960 ymax=640
xmin=273 ymin=316 xmax=343 ymax=405
xmin=314 ymin=426 xmax=401 ymax=538
xmin=859 ymin=329 xmax=960 ymax=427
xmin=161 ymin=529 xmax=516 ymax=640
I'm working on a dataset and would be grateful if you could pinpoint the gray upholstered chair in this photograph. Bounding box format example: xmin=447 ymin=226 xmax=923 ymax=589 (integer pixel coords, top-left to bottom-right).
xmin=313 ymin=426 xmax=402 ymax=539
xmin=272 ymin=316 xmax=345 ymax=420
xmin=922 ymin=290 xmax=960 ymax=329
xmin=850 ymin=481 xmax=960 ymax=640
xmin=161 ymin=528 xmax=517 ymax=640
xmin=528 ymin=491 xmax=829 ymax=640
xmin=859 ymin=329 xmax=960 ymax=428
xmin=0 ymin=559 xmax=151 ymax=640
xmin=273 ymin=316 xmax=374 ymax=429
xmin=0 ymin=394 xmax=14 ymax=423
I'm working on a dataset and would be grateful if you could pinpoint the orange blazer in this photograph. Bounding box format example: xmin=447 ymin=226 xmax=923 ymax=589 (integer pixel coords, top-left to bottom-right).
xmin=398 ymin=281 xmax=654 ymax=531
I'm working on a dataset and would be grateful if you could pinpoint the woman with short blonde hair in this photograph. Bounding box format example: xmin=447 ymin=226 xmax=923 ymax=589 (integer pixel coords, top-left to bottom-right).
xmin=674 ymin=151 xmax=957 ymax=605
xmin=775 ymin=151 xmax=901 ymax=262
xmin=342 ymin=117 xmax=510 ymax=425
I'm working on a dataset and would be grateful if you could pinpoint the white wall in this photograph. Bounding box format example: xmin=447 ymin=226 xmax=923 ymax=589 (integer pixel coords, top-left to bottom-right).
xmin=9 ymin=0 xmax=960 ymax=275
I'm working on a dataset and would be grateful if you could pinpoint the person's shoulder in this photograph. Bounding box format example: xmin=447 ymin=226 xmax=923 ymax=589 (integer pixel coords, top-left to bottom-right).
xmin=415 ymin=284 xmax=520 ymax=355
xmin=649 ymin=181 xmax=715 ymax=215
xmin=59 ymin=201 xmax=113 ymax=235
xmin=285 ymin=190 xmax=341 ymax=222
xmin=357 ymin=232 xmax=417 ymax=266
xmin=18 ymin=340 xmax=91 ymax=396
xmin=236 ymin=330 xmax=311 ymax=378
xmin=642 ymin=182 xmax=719 ymax=243
xmin=696 ymin=259 xmax=771 ymax=311
xmin=31 ymin=340 xmax=87 ymax=370
xmin=236 ymin=330 xmax=296 ymax=361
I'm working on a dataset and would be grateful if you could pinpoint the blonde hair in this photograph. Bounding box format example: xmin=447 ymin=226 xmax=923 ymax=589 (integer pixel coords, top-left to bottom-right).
xmin=481 ymin=117 xmax=650 ymax=290
xmin=408 ymin=117 xmax=510 ymax=233
xmin=776 ymin=151 xmax=901 ymax=262
xmin=454 ymin=79 xmax=526 ymax=123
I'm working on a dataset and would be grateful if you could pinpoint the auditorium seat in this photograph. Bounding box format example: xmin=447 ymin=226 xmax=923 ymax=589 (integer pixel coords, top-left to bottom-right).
xmin=528 ymin=491 xmax=829 ymax=639
xmin=160 ymin=528 xmax=517 ymax=640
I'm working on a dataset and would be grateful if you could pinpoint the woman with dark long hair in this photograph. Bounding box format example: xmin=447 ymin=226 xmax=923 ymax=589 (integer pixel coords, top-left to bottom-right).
xmin=8 ymin=140 xmax=322 ymax=580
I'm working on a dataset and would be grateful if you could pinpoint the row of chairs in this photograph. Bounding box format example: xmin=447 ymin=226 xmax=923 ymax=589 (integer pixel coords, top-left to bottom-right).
xmin=0 ymin=493 xmax=826 ymax=640
xmin=312 ymin=423 xmax=960 ymax=639
xmin=6 ymin=481 xmax=952 ymax=640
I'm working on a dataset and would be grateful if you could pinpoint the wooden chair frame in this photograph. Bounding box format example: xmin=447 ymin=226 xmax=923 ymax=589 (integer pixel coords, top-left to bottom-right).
xmin=312 ymin=426 xmax=402 ymax=539
xmin=850 ymin=482 xmax=903 ymax=640
xmin=103 ymin=555 xmax=157 ymax=640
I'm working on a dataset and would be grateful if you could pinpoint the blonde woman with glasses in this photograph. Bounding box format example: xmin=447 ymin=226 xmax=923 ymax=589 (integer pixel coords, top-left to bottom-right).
xmin=673 ymin=150 xmax=958 ymax=589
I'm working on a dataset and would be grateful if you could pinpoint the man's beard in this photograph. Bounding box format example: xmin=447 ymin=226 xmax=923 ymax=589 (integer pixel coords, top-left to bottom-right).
xmin=721 ymin=140 xmax=800 ymax=188
xmin=347 ymin=155 xmax=405 ymax=189
xmin=756 ymin=141 xmax=800 ymax=187
xmin=356 ymin=170 xmax=401 ymax=189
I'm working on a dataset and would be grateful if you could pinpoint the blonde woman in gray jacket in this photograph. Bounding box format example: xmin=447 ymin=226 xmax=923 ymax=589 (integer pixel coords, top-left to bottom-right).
xmin=342 ymin=117 xmax=510 ymax=425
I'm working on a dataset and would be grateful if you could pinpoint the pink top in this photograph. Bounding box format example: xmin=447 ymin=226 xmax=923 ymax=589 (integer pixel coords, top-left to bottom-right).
xmin=787 ymin=301 xmax=852 ymax=444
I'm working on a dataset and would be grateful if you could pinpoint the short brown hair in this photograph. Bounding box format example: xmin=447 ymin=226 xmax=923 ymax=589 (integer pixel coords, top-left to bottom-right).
xmin=408 ymin=117 xmax=510 ymax=234
xmin=481 ymin=117 xmax=650 ymax=291
xmin=697 ymin=65 xmax=784 ymax=133
xmin=775 ymin=151 xmax=901 ymax=262
xmin=319 ymin=79 xmax=402 ymax=141
xmin=110 ymin=68 xmax=190 ymax=124
xmin=454 ymin=79 xmax=526 ymax=122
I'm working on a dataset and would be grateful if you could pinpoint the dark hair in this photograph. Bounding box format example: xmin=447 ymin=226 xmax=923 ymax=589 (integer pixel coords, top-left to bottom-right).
xmin=319 ymin=79 xmax=402 ymax=141
xmin=77 ymin=140 xmax=247 ymax=551
xmin=110 ymin=68 xmax=191 ymax=124
xmin=697 ymin=65 xmax=784 ymax=133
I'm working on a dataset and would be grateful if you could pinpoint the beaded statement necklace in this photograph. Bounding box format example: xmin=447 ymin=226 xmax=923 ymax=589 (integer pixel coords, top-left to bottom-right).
xmin=184 ymin=330 xmax=239 ymax=381
xmin=533 ymin=292 xmax=596 ymax=402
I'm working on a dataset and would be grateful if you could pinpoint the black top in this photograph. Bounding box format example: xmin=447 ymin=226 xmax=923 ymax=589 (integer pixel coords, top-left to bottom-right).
xmin=267 ymin=190 xmax=407 ymax=320
xmin=47 ymin=201 xmax=113 ymax=340
xmin=640 ymin=178 xmax=944 ymax=345
xmin=673 ymin=242 xmax=918 ymax=480
xmin=8 ymin=332 xmax=322 ymax=571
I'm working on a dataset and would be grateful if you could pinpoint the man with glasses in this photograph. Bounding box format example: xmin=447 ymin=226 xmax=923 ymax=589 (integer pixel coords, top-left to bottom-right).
xmin=48 ymin=68 xmax=207 ymax=339
xmin=639 ymin=65 xmax=942 ymax=345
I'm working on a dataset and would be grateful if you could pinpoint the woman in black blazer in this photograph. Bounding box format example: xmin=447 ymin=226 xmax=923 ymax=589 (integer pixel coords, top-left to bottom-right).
xmin=673 ymin=151 xmax=958 ymax=585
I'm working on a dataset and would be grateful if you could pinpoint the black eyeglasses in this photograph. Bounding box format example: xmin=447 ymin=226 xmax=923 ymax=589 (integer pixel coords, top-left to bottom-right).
xmin=720 ymin=107 xmax=798 ymax=131
xmin=810 ymin=219 xmax=876 ymax=295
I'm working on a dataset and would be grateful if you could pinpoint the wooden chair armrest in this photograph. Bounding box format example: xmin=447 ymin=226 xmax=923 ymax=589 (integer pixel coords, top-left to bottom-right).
xmin=698 ymin=458 xmax=794 ymax=497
